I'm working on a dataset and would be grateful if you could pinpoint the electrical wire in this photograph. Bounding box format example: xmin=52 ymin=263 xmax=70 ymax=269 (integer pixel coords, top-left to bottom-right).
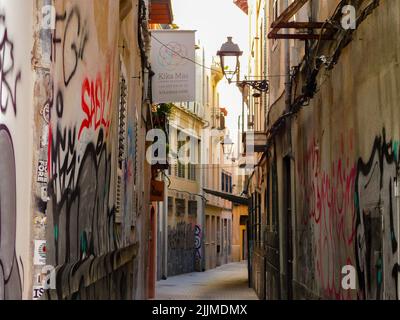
xmin=150 ymin=33 xmax=288 ymax=79
xmin=150 ymin=33 xmax=223 ymax=73
xmin=311 ymin=1 xmax=345 ymax=69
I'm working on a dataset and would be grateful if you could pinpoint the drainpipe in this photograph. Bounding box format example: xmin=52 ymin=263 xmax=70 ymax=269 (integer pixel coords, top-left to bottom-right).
xmin=284 ymin=2 xmax=292 ymax=115
xmin=283 ymin=0 xmax=292 ymax=300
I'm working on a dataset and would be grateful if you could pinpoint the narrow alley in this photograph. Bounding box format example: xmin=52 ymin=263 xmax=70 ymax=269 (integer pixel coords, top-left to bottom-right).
xmin=155 ymin=262 xmax=258 ymax=300
xmin=1 ymin=0 xmax=399 ymax=306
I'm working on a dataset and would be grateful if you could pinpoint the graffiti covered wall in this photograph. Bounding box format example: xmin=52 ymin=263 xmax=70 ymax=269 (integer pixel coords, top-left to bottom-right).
xmin=290 ymin=0 xmax=400 ymax=300
xmin=0 ymin=0 xmax=34 ymax=299
xmin=0 ymin=0 xmax=151 ymax=300
xmin=44 ymin=0 xmax=136 ymax=299
xmin=168 ymin=222 xmax=196 ymax=276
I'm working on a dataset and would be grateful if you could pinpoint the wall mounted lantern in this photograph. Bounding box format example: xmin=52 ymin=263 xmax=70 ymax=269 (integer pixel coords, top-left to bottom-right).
xmin=221 ymin=135 xmax=234 ymax=157
xmin=217 ymin=37 xmax=269 ymax=93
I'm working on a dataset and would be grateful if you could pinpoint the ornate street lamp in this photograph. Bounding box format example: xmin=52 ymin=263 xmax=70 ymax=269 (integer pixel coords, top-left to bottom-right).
xmin=221 ymin=135 xmax=234 ymax=157
xmin=217 ymin=37 xmax=243 ymax=83
xmin=217 ymin=37 xmax=269 ymax=93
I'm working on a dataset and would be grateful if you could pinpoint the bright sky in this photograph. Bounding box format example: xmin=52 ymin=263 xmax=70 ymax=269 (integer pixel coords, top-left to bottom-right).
xmin=171 ymin=0 xmax=250 ymax=157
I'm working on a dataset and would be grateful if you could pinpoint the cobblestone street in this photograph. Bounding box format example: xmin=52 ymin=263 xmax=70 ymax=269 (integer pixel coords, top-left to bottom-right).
xmin=155 ymin=262 xmax=258 ymax=300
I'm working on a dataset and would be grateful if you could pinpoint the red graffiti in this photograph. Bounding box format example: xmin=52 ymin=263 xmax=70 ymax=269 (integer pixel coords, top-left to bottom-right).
xmin=78 ymin=65 xmax=113 ymax=140
xmin=297 ymin=133 xmax=357 ymax=299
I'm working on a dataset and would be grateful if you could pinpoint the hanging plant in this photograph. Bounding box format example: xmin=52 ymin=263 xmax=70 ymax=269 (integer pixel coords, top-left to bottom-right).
xmin=151 ymin=104 xmax=173 ymax=171
xmin=152 ymin=103 xmax=173 ymax=129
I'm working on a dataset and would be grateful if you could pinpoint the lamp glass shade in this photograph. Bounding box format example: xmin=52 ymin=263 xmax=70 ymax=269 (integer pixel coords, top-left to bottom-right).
xmin=217 ymin=37 xmax=243 ymax=83
xmin=221 ymin=135 xmax=234 ymax=156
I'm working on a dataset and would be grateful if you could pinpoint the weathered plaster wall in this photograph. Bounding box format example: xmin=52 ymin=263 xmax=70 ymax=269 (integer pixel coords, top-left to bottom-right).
xmin=166 ymin=106 xmax=204 ymax=276
xmin=0 ymin=0 xmax=150 ymax=300
xmin=232 ymin=204 xmax=248 ymax=262
xmin=118 ymin=0 xmax=151 ymax=299
xmin=43 ymin=0 xmax=145 ymax=300
xmin=0 ymin=0 xmax=34 ymax=299
xmin=291 ymin=0 xmax=400 ymax=299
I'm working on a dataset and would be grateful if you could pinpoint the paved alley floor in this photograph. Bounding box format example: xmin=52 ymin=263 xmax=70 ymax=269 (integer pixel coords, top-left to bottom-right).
xmin=155 ymin=261 xmax=259 ymax=300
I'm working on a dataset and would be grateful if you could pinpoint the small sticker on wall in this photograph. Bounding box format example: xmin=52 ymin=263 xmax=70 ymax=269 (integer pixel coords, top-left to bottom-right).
xmin=40 ymin=124 xmax=49 ymax=148
xmin=37 ymin=160 xmax=48 ymax=183
xmin=34 ymin=240 xmax=47 ymax=265
xmin=32 ymin=286 xmax=45 ymax=300
xmin=40 ymin=103 xmax=50 ymax=124
xmin=41 ymin=186 xmax=49 ymax=202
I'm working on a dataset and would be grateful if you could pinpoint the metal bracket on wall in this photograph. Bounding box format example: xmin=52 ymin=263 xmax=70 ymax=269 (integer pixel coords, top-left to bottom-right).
xmin=268 ymin=0 xmax=335 ymax=40
xmin=235 ymin=80 xmax=269 ymax=93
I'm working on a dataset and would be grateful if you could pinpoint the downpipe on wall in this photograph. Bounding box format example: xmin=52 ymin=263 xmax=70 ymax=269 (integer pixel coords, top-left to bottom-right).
xmin=283 ymin=0 xmax=293 ymax=300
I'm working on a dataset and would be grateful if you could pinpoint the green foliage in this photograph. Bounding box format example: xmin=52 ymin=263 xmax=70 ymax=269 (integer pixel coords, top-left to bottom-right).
xmin=152 ymin=103 xmax=173 ymax=130
xmin=155 ymin=103 xmax=173 ymax=117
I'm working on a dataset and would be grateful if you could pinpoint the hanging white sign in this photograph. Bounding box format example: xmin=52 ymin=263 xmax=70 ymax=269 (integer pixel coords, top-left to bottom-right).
xmin=151 ymin=30 xmax=196 ymax=103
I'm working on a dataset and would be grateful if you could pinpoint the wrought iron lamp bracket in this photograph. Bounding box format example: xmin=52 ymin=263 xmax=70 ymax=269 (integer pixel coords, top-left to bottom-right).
xmin=236 ymin=79 xmax=269 ymax=93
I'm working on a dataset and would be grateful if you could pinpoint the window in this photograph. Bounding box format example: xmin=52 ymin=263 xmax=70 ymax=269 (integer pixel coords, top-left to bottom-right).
xmin=177 ymin=161 xmax=185 ymax=178
xmin=188 ymin=200 xmax=197 ymax=216
xmin=188 ymin=138 xmax=197 ymax=181
xmin=221 ymin=172 xmax=232 ymax=193
xmin=188 ymin=163 xmax=196 ymax=181
xmin=177 ymin=131 xmax=186 ymax=178
xmin=175 ymin=198 xmax=186 ymax=216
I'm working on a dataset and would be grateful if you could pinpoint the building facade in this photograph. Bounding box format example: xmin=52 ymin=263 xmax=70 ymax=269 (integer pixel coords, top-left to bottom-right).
xmin=202 ymin=59 xmax=234 ymax=270
xmin=155 ymin=41 xmax=237 ymax=277
xmin=155 ymin=39 xmax=207 ymax=278
xmin=0 ymin=0 xmax=171 ymax=300
xmin=242 ymin=0 xmax=400 ymax=300
xmin=163 ymin=102 xmax=204 ymax=277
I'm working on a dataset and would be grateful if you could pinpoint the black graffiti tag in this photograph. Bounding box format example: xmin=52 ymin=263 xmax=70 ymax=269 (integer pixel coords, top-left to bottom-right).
xmin=0 ymin=15 xmax=21 ymax=116
xmin=53 ymin=7 xmax=88 ymax=87
xmin=355 ymin=129 xmax=399 ymax=300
